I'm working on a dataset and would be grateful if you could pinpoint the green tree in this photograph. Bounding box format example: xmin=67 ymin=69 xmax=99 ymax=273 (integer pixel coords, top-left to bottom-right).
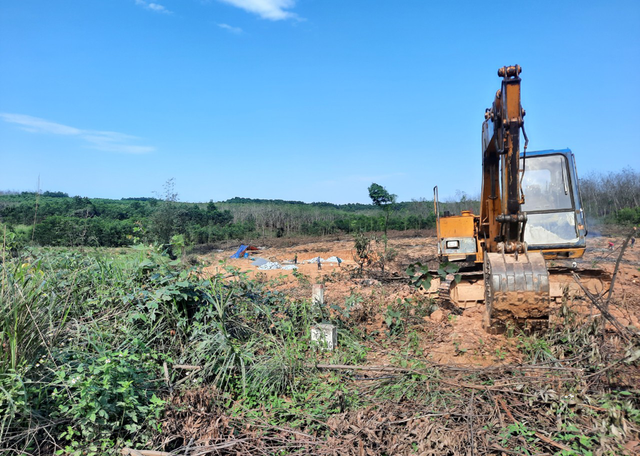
xmin=368 ymin=183 xmax=396 ymax=241
xmin=352 ymin=231 xmax=372 ymax=276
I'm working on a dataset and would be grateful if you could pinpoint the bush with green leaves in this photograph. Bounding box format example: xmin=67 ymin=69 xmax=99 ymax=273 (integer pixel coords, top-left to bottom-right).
xmin=52 ymin=350 xmax=165 ymax=455
xmin=0 ymin=246 xmax=169 ymax=453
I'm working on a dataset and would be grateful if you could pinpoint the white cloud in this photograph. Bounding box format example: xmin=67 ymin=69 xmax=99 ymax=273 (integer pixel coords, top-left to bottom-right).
xmin=135 ymin=0 xmax=171 ymax=14
xmin=0 ymin=113 xmax=155 ymax=154
xmin=217 ymin=0 xmax=298 ymax=20
xmin=217 ymin=23 xmax=243 ymax=34
xmin=0 ymin=113 xmax=81 ymax=136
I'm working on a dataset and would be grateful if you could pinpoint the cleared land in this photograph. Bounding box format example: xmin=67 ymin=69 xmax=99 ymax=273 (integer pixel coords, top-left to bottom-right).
xmin=205 ymin=230 xmax=640 ymax=366
xmin=2 ymin=229 xmax=639 ymax=455
xmin=157 ymin=228 xmax=640 ymax=455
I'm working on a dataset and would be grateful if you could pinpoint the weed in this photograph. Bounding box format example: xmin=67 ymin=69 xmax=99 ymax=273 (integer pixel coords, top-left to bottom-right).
xmin=330 ymin=291 xmax=364 ymax=324
xmin=327 ymin=328 xmax=368 ymax=365
xmin=292 ymin=268 xmax=310 ymax=286
xmin=406 ymin=260 xmax=460 ymax=290
xmin=498 ymin=421 xmax=540 ymax=454
xmin=53 ymin=350 xmax=165 ymax=454
xmin=453 ymin=340 xmax=467 ymax=356
xmin=384 ymin=305 xmax=405 ymax=336
xmin=518 ymin=335 xmax=557 ymax=364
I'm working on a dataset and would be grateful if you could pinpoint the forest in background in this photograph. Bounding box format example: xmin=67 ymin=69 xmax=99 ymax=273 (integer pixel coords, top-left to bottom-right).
xmin=0 ymin=168 xmax=638 ymax=248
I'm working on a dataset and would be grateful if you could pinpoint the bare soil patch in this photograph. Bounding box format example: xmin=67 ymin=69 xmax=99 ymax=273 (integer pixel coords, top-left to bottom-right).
xmin=202 ymin=230 xmax=640 ymax=367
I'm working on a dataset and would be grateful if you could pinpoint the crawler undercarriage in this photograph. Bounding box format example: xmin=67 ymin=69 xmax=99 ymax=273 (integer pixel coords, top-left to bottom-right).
xmin=429 ymin=261 xmax=609 ymax=333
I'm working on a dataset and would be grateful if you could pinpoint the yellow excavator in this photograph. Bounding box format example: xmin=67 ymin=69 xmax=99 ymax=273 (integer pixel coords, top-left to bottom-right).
xmin=435 ymin=65 xmax=590 ymax=333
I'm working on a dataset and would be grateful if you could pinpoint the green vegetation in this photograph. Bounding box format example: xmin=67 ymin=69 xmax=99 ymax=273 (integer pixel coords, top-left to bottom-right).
xmin=580 ymin=167 xmax=640 ymax=224
xmin=368 ymin=182 xmax=396 ymax=239
xmin=0 ymin=190 xmax=443 ymax=248
xmin=0 ymin=240 xmax=370 ymax=453
xmin=4 ymin=166 xmax=635 ymax=249
xmin=0 ymin=167 xmax=638 ymax=453
xmin=1 ymin=237 xmax=638 ymax=454
xmin=0 ymin=190 xmax=238 ymax=248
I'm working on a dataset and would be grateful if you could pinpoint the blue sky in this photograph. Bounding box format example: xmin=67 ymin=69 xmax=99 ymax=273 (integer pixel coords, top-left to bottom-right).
xmin=1 ymin=0 xmax=638 ymax=204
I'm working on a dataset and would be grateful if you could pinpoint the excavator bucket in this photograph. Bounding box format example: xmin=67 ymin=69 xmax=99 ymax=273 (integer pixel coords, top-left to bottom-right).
xmin=483 ymin=251 xmax=550 ymax=333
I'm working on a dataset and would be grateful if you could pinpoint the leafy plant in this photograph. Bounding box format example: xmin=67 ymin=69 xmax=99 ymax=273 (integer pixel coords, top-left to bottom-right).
xmin=330 ymin=292 xmax=363 ymax=323
xmin=384 ymin=305 xmax=405 ymax=336
xmin=352 ymin=230 xmax=372 ymax=275
xmin=53 ymin=350 xmax=165 ymax=455
xmin=406 ymin=261 xmax=460 ymax=290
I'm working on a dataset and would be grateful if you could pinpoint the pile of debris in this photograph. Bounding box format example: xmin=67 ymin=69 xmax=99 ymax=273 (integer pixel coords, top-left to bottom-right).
xmin=304 ymin=256 xmax=326 ymax=264
xmin=304 ymin=256 xmax=343 ymax=264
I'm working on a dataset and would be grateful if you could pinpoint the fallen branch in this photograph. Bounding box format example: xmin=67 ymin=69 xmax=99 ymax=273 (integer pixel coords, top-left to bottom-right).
xmin=606 ymin=227 xmax=637 ymax=306
xmin=163 ymin=362 xmax=170 ymax=387
xmin=121 ymin=449 xmax=171 ymax=456
xmin=311 ymin=363 xmax=571 ymax=395
xmin=312 ymin=362 xmax=582 ymax=377
xmin=311 ymin=363 xmax=411 ymax=373
xmin=572 ymin=272 xmax=635 ymax=343
xmin=189 ymin=439 xmax=248 ymax=456
xmin=174 ymin=364 xmax=202 ymax=371
xmin=467 ymin=391 xmax=476 ymax=456
xmin=585 ymin=357 xmax=628 ymax=379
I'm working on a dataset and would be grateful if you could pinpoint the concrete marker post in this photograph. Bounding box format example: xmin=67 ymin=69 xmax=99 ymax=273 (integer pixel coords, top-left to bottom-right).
xmin=310 ymin=284 xmax=337 ymax=350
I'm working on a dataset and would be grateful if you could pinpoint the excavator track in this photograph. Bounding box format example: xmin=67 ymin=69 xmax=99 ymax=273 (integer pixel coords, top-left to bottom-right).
xmin=437 ymin=273 xmax=464 ymax=315
xmin=431 ymin=260 xmax=610 ymax=333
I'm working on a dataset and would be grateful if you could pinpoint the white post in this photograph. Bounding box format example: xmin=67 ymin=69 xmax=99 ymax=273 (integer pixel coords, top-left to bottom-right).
xmin=311 ymin=324 xmax=337 ymax=351
xmin=312 ymin=284 xmax=324 ymax=306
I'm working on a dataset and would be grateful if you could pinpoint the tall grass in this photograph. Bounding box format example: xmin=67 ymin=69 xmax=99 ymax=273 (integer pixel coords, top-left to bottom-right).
xmin=0 ymin=242 xmax=149 ymax=452
xmin=0 ymin=235 xmax=369 ymax=454
xmin=0 ymin=245 xmax=67 ymax=448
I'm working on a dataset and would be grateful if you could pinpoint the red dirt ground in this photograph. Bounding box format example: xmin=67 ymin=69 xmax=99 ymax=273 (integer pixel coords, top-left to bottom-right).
xmin=202 ymin=229 xmax=640 ymax=367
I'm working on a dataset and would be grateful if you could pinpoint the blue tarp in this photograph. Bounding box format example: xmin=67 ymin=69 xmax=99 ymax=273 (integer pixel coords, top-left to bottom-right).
xmin=230 ymin=244 xmax=248 ymax=258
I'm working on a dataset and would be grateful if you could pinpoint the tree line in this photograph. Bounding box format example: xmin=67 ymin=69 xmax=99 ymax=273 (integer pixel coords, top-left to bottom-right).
xmin=0 ymin=192 xmax=438 ymax=248
xmin=579 ymin=167 xmax=640 ymax=225
xmin=0 ymin=167 xmax=636 ymax=248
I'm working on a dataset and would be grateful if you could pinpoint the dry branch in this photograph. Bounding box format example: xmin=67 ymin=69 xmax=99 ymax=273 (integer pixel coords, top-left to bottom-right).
xmin=606 ymin=226 xmax=637 ymax=305
xmin=496 ymin=397 xmax=572 ymax=453
xmin=163 ymin=362 xmax=170 ymax=387
xmin=173 ymin=364 xmax=203 ymax=371
xmin=572 ymin=272 xmax=636 ymax=343
xmin=121 ymin=449 xmax=171 ymax=456
xmin=311 ymin=363 xmax=412 ymax=373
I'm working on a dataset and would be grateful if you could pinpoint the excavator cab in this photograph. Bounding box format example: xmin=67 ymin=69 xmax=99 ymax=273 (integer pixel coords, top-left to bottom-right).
xmin=521 ymin=149 xmax=587 ymax=259
xmin=435 ymin=149 xmax=587 ymax=264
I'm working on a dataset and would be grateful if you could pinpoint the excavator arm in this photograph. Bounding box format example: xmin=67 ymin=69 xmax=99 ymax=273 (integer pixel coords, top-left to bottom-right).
xmin=479 ymin=66 xmax=550 ymax=333
xmin=480 ymin=65 xmax=527 ymax=254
